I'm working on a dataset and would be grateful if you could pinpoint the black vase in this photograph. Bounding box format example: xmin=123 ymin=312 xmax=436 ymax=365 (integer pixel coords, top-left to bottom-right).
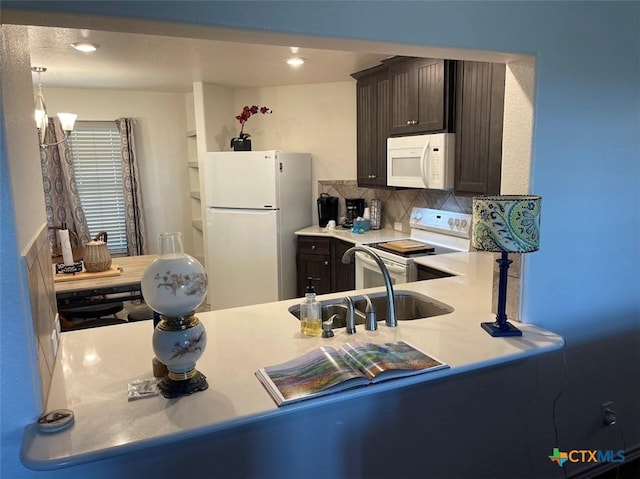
xmin=231 ymin=134 xmax=252 ymax=151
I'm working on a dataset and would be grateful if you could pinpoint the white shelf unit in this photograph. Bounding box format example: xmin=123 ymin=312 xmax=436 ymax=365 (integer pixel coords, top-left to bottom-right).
xmin=186 ymin=128 xmax=204 ymax=261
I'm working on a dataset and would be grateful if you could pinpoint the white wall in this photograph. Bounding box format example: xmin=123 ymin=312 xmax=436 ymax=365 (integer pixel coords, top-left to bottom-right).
xmin=43 ymin=82 xmax=356 ymax=256
xmin=42 ymin=88 xmax=190 ymax=254
xmin=0 ymin=23 xmax=46 ymax=477
xmin=501 ymin=57 xmax=535 ymax=195
xmin=234 ymin=81 xmax=356 ymax=219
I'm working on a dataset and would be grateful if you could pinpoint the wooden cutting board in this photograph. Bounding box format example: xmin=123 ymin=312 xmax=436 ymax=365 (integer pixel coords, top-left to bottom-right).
xmin=377 ymin=240 xmax=435 ymax=254
xmin=53 ymin=265 xmax=122 ymax=283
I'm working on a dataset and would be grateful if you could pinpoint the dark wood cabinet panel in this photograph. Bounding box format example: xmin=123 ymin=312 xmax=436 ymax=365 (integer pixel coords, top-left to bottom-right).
xmin=297 ymin=237 xmax=332 ymax=295
xmin=454 ymin=61 xmax=506 ymax=195
xmin=297 ymin=236 xmax=331 ymax=256
xmin=297 ymin=253 xmax=331 ymax=296
xmin=355 ymin=71 xmax=389 ymax=187
xmin=297 ymin=236 xmax=355 ymax=296
xmin=389 ymin=58 xmax=454 ymax=136
xmin=332 ymin=239 xmax=355 ymax=293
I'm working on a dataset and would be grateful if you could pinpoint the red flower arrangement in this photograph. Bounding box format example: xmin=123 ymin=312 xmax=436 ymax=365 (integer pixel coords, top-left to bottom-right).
xmin=235 ymin=105 xmax=272 ymax=137
xmin=231 ymin=105 xmax=272 ymax=150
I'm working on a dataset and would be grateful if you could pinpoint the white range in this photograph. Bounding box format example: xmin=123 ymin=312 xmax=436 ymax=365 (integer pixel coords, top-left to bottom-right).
xmin=356 ymin=207 xmax=473 ymax=288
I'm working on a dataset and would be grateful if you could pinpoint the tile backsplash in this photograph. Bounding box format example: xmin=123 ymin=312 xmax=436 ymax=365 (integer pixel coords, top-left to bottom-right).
xmin=318 ymin=180 xmax=520 ymax=321
xmin=23 ymin=223 xmax=59 ymax=405
xmin=318 ymin=180 xmax=473 ymax=232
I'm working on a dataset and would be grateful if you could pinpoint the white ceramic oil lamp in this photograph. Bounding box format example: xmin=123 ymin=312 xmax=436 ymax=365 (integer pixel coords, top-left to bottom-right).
xmin=141 ymin=232 xmax=208 ymax=398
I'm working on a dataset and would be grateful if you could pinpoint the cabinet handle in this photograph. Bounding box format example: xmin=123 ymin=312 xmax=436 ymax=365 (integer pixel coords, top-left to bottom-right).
xmin=324 ymin=261 xmax=329 ymax=266
xmin=368 ymin=174 xmax=376 ymax=179
xmin=311 ymin=245 xmax=316 ymax=250
xmin=406 ymin=120 xmax=418 ymax=125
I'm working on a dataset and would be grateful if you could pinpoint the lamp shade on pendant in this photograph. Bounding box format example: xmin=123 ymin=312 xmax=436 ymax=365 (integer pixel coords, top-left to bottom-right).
xmin=57 ymin=113 xmax=78 ymax=132
xmin=471 ymin=195 xmax=541 ymax=253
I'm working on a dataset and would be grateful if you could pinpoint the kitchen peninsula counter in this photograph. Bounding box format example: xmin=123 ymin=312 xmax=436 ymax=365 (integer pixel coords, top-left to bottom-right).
xmin=21 ymin=251 xmax=564 ymax=473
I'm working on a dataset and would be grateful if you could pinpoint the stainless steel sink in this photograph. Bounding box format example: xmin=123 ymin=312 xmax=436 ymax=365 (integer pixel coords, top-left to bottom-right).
xmin=288 ymin=290 xmax=453 ymax=328
xmin=288 ymin=302 xmax=367 ymax=329
xmin=353 ymin=291 xmax=453 ymax=322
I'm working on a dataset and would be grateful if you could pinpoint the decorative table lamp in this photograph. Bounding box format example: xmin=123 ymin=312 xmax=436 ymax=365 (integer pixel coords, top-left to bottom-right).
xmin=141 ymin=232 xmax=209 ymax=398
xmin=472 ymin=195 xmax=541 ymax=337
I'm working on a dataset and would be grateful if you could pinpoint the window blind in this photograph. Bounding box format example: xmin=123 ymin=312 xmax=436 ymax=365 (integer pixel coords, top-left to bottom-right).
xmin=68 ymin=121 xmax=128 ymax=254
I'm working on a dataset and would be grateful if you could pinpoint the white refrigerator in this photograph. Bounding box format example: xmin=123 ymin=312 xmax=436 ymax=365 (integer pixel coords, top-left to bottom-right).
xmin=202 ymin=151 xmax=312 ymax=310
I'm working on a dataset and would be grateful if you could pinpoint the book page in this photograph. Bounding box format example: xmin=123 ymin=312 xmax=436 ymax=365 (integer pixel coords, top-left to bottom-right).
xmin=339 ymin=341 xmax=446 ymax=381
xmin=259 ymin=347 xmax=367 ymax=404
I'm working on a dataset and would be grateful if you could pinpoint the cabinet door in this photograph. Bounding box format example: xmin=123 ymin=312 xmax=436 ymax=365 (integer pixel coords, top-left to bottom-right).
xmin=454 ymin=61 xmax=506 ymax=195
xmin=297 ymin=253 xmax=331 ymax=296
xmin=356 ymin=72 xmax=389 ymax=187
xmin=332 ymin=239 xmax=355 ymax=293
xmin=389 ymin=58 xmax=450 ymax=135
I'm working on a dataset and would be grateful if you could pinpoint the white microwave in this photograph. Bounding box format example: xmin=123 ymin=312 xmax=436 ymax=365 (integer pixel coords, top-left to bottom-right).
xmin=387 ymin=133 xmax=455 ymax=189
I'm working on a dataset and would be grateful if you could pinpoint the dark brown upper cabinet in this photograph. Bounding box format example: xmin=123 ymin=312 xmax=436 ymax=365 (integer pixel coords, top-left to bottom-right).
xmin=454 ymin=61 xmax=506 ymax=196
xmin=353 ymin=67 xmax=390 ymax=187
xmin=388 ymin=57 xmax=455 ymax=136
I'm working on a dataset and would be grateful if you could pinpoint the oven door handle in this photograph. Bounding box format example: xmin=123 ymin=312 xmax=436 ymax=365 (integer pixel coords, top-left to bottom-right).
xmin=355 ymin=251 xmax=406 ymax=275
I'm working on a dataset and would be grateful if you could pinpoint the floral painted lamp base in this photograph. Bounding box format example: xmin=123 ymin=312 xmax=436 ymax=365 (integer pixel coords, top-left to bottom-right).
xmin=141 ymin=232 xmax=209 ymax=399
xmin=153 ymin=314 xmax=209 ymax=398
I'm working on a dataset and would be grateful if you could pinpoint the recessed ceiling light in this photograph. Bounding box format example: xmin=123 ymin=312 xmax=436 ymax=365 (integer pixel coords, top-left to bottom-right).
xmin=286 ymin=57 xmax=305 ymax=67
xmin=71 ymin=42 xmax=100 ymax=53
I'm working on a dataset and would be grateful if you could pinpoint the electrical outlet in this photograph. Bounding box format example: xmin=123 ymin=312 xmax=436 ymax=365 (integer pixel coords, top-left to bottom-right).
xmin=601 ymin=401 xmax=617 ymax=426
xmin=394 ymin=222 xmax=403 ymax=231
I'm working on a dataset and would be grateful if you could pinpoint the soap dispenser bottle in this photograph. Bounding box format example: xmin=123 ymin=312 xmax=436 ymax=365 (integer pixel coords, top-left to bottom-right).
xmin=300 ymin=277 xmax=322 ymax=336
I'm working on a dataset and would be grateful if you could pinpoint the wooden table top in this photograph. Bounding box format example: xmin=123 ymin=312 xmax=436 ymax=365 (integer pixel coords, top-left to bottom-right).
xmin=53 ymin=254 xmax=158 ymax=294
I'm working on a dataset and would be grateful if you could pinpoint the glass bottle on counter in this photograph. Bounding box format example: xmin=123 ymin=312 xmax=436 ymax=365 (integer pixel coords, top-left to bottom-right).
xmin=300 ymin=277 xmax=321 ymax=336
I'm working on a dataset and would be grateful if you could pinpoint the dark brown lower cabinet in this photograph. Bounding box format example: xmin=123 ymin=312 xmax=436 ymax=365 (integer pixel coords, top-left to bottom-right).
xmin=297 ymin=236 xmax=355 ymax=296
xmin=332 ymin=239 xmax=356 ymax=293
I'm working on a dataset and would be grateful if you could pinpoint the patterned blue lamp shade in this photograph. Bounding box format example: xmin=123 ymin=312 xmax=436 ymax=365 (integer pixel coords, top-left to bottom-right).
xmin=472 ymin=195 xmax=542 ymax=337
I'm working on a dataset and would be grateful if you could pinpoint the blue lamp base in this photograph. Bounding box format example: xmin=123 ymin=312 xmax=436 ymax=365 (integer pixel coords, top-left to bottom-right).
xmin=482 ymin=251 xmax=523 ymax=338
xmin=481 ymin=320 xmax=522 ymax=337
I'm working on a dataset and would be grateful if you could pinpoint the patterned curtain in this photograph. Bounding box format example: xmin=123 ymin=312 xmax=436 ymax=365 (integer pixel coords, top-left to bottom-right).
xmin=115 ymin=118 xmax=147 ymax=256
xmin=40 ymin=118 xmax=91 ymax=246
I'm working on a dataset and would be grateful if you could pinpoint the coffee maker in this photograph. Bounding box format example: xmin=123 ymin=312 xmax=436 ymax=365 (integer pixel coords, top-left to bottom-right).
xmin=317 ymin=193 xmax=339 ymax=227
xmin=343 ymin=198 xmax=365 ymax=228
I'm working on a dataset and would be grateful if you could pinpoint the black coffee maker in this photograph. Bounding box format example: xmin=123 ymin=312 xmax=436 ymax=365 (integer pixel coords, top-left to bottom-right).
xmin=317 ymin=193 xmax=339 ymax=227
xmin=343 ymin=198 xmax=365 ymax=228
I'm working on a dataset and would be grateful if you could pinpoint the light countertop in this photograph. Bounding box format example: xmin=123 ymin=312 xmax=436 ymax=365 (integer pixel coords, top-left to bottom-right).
xmin=295 ymin=225 xmax=409 ymax=244
xmin=21 ymin=250 xmax=564 ymax=470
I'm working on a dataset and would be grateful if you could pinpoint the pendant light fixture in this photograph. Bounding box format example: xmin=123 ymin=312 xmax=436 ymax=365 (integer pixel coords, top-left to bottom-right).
xmin=32 ymin=66 xmax=77 ymax=148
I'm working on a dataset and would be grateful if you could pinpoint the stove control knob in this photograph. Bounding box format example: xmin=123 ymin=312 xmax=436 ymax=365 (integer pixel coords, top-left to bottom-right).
xmin=454 ymin=219 xmax=461 ymax=227
xmin=461 ymin=219 xmax=468 ymax=228
xmin=448 ymin=218 xmax=454 ymax=226
xmin=413 ymin=212 xmax=423 ymax=221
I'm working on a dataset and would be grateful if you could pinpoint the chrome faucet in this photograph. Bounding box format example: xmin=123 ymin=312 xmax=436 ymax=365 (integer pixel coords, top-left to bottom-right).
xmin=362 ymin=295 xmax=377 ymax=331
xmin=343 ymin=296 xmax=356 ymax=334
xmin=341 ymin=246 xmax=397 ymax=328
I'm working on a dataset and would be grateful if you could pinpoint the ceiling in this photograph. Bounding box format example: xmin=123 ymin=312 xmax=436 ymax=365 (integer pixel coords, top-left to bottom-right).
xmin=27 ymin=25 xmax=392 ymax=93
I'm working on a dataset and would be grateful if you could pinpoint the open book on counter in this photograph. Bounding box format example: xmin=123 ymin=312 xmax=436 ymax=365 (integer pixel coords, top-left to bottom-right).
xmin=255 ymin=341 xmax=449 ymax=406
